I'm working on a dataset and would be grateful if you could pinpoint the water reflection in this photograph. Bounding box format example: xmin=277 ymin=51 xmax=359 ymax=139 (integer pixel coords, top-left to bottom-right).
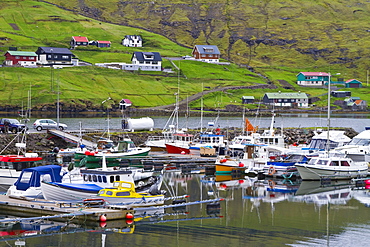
xmin=0 ymin=171 xmax=370 ymax=246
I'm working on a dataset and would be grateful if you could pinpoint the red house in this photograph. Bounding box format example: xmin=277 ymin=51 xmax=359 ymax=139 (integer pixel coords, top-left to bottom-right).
xmin=192 ymin=45 xmax=220 ymax=63
xmin=3 ymin=51 xmax=37 ymax=66
xmin=96 ymin=41 xmax=111 ymax=48
xmin=70 ymin=36 xmax=89 ymax=48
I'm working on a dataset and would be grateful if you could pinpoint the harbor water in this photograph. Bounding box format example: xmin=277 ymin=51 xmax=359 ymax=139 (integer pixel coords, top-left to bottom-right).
xmin=0 ymin=172 xmax=369 ymax=246
xmin=1 ymin=114 xmax=370 ymax=246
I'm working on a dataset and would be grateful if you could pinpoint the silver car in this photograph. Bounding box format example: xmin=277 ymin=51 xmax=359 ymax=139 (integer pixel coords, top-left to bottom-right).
xmin=33 ymin=119 xmax=68 ymax=131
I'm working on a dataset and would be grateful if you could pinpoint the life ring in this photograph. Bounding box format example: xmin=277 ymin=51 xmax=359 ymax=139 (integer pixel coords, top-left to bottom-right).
xmin=268 ymin=180 xmax=276 ymax=189
xmin=268 ymin=166 xmax=276 ymax=176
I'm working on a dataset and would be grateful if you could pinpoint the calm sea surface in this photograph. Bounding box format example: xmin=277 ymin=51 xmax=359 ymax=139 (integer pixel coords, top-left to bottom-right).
xmin=26 ymin=113 xmax=370 ymax=133
xmin=0 ymin=172 xmax=369 ymax=247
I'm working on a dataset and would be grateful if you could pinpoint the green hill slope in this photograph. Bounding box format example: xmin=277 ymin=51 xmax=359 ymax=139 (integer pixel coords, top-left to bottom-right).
xmin=0 ymin=0 xmax=369 ymax=112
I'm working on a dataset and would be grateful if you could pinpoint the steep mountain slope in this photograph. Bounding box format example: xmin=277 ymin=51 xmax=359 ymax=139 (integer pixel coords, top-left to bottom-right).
xmin=46 ymin=0 xmax=370 ymax=79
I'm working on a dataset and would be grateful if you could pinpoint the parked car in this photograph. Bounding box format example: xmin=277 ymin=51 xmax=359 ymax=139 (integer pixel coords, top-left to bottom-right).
xmin=33 ymin=119 xmax=68 ymax=131
xmin=0 ymin=118 xmax=27 ymax=133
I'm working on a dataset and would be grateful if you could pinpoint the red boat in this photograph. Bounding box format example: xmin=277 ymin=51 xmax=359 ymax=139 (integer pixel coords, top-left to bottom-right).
xmin=0 ymin=154 xmax=42 ymax=163
xmin=165 ymin=143 xmax=191 ymax=154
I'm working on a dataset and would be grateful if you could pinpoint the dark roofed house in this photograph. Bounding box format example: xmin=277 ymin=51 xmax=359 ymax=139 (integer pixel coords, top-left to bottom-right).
xmin=3 ymin=51 xmax=37 ymax=66
xmin=331 ymin=91 xmax=351 ymax=98
xmin=70 ymin=36 xmax=89 ymax=48
xmin=35 ymin=47 xmax=75 ymax=66
xmin=122 ymin=51 xmax=162 ymax=71
xmin=345 ymin=79 xmax=362 ymax=88
xmin=192 ymin=45 xmax=220 ymax=63
xmin=263 ymin=92 xmax=309 ymax=108
xmin=241 ymin=96 xmax=255 ymax=104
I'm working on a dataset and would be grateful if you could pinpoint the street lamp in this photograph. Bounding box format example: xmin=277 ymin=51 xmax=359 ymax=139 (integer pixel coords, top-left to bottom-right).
xmin=102 ymin=97 xmax=112 ymax=140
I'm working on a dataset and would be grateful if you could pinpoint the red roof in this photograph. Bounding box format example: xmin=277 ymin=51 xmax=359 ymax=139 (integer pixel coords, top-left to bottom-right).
xmin=121 ymin=99 xmax=132 ymax=104
xmin=97 ymin=41 xmax=111 ymax=44
xmin=354 ymin=100 xmax=363 ymax=105
xmin=72 ymin=36 xmax=88 ymax=42
xmin=299 ymin=72 xmax=329 ymax=76
xmin=345 ymin=79 xmax=361 ymax=83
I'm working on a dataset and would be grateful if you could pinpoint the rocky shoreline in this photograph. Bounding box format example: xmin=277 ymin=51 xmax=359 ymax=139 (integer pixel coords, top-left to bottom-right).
xmin=0 ymin=127 xmax=358 ymax=155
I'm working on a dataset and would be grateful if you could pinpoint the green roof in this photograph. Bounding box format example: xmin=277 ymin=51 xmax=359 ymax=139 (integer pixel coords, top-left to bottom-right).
xmin=265 ymin=92 xmax=308 ymax=99
xmin=6 ymin=51 xmax=37 ymax=56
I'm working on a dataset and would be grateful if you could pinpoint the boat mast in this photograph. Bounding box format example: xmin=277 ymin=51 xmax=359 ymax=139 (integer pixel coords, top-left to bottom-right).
xmin=200 ymin=81 xmax=204 ymax=133
xmin=326 ymin=72 xmax=331 ymax=154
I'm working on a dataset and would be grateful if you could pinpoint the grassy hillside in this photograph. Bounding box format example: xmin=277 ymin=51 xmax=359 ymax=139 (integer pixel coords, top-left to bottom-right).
xmin=0 ymin=0 xmax=369 ymax=112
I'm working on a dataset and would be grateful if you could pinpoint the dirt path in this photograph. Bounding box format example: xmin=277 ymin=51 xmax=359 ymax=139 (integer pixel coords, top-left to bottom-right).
xmin=147 ymin=84 xmax=277 ymax=110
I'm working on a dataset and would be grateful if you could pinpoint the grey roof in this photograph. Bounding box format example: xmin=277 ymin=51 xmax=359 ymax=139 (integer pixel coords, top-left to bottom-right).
xmin=125 ymin=35 xmax=142 ymax=41
xmin=265 ymin=92 xmax=308 ymax=99
xmin=194 ymin=45 xmax=220 ymax=55
xmin=132 ymin=52 xmax=162 ymax=62
xmin=38 ymin=47 xmax=73 ymax=54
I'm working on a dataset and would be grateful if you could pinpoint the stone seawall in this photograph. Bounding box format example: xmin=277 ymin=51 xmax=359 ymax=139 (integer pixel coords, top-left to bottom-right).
xmin=0 ymin=128 xmax=358 ymax=155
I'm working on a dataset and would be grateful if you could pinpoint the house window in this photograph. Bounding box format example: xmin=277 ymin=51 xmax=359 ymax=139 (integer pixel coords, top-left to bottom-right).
xmin=16 ymin=56 xmax=20 ymax=59
xmin=48 ymin=55 xmax=51 ymax=58
xmin=153 ymin=61 xmax=158 ymax=64
xmin=139 ymin=61 xmax=144 ymax=64
xmin=145 ymin=61 xmax=150 ymax=64
xmin=62 ymin=55 xmax=69 ymax=59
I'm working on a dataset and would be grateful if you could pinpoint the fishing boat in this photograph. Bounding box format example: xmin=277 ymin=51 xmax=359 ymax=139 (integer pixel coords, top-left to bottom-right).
xmin=0 ymin=143 xmax=43 ymax=186
xmin=97 ymin=180 xmax=165 ymax=206
xmin=295 ymin=154 xmax=368 ymax=180
xmin=75 ymin=138 xmax=150 ymax=165
xmin=164 ymin=133 xmax=194 ymax=154
xmin=6 ymin=165 xmax=62 ymax=199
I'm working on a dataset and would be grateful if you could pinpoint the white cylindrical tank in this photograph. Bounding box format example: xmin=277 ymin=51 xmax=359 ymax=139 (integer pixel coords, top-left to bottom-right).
xmin=123 ymin=117 xmax=154 ymax=131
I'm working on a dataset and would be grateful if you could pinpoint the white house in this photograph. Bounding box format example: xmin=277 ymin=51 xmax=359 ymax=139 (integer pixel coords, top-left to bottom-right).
xmin=122 ymin=52 xmax=162 ymax=71
xmin=122 ymin=35 xmax=142 ymax=47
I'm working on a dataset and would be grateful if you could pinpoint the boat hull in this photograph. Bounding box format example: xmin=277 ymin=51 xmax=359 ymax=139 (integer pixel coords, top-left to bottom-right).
xmin=165 ymin=143 xmax=190 ymax=154
xmin=215 ymin=163 xmax=246 ymax=174
xmin=98 ymin=194 xmax=165 ymax=207
xmin=41 ymin=182 xmax=102 ymax=201
xmin=295 ymin=164 xmax=368 ymax=180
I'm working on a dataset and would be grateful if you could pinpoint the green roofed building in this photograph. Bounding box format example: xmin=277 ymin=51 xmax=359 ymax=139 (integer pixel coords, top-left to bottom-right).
xmin=263 ymin=92 xmax=308 ymax=108
xmin=4 ymin=50 xmax=37 ymax=66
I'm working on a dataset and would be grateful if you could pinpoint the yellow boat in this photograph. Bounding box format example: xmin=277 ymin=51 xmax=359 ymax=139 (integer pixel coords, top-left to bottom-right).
xmin=97 ymin=181 xmax=165 ymax=207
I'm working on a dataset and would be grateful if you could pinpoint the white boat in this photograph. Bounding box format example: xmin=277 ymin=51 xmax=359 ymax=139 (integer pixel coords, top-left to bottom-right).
xmin=6 ymin=165 xmax=63 ymax=199
xmin=295 ymin=154 xmax=368 ymax=180
xmin=290 ymin=130 xmax=351 ymax=154
xmin=334 ymin=129 xmax=370 ymax=162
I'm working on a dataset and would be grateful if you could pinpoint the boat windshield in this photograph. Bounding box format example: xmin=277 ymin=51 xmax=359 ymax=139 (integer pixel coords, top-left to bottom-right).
xmin=307 ymin=158 xmax=329 ymax=165
xmin=349 ymin=138 xmax=370 ymax=146
xmin=308 ymin=139 xmax=339 ymax=150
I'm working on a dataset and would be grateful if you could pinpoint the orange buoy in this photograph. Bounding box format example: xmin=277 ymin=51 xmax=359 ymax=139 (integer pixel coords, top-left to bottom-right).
xmin=126 ymin=219 xmax=134 ymax=225
xmin=126 ymin=213 xmax=134 ymax=219
xmin=100 ymin=214 xmax=107 ymax=222
xmin=365 ymin=179 xmax=370 ymax=185
xmin=238 ymin=162 xmax=244 ymax=167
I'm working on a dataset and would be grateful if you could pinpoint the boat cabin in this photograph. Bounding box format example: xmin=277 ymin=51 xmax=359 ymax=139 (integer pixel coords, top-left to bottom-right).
xmin=13 ymin=165 xmax=62 ymax=191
